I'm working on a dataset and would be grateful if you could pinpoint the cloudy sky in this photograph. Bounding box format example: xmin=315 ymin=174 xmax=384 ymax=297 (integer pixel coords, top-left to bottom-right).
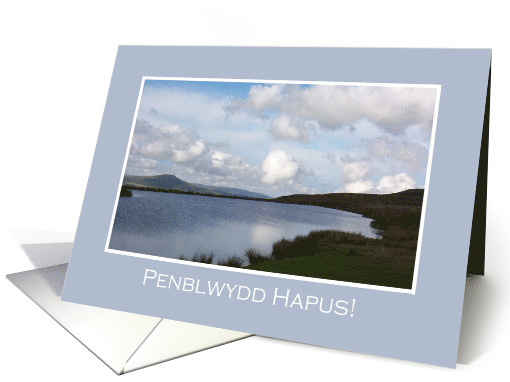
xmin=124 ymin=79 xmax=439 ymax=198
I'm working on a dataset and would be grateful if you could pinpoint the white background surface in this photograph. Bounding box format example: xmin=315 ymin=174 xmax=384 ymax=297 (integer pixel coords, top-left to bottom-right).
xmin=1 ymin=1 xmax=508 ymax=380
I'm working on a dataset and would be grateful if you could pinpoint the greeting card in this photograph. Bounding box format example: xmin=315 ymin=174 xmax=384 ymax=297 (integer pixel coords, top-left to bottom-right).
xmin=61 ymin=47 xmax=491 ymax=368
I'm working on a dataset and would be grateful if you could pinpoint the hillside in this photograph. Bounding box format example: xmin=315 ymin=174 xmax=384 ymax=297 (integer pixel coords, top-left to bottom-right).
xmin=275 ymin=189 xmax=424 ymax=208
xmin=194 ymin=184 xmax=270 ymax=199
xmin=123 ymin=174 xmax=207 ymax=193
xmin=275 ymin=189 xmax=424 ymax=230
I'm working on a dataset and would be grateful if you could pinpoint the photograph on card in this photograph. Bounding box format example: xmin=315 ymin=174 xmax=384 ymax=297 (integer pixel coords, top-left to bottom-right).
xmin=106 ymin=78 xmax=440 ymax=291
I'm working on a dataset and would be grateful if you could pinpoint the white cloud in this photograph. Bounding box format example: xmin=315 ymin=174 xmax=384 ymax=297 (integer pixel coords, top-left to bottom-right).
xmin=229 ymin=84 xmax=284 ymax=112
xmin=210 ymin=150 xmax=246 ymax=172
xmin=268 ymin=115 xmax=314 ymax=142
xmin=172 ymin=140 xmax=206 ymax=163
xmin=127 ymin=120 xmax=316 ymax=197
xmin=342 ymin=172 xmax=417 ymax=194
xmin=261 ymin=150 xmax=311 ymax=186
xmin=229 ymin=84 xmax=438 ymax=136
xmin=365 ymin=134 xmax=429 ymax=176
xmin=135 ymin=123 xmax=206 ymax=164
xmin=342 ymin=161 xmax=371 ymax=182
xmin=211 ymin=150 xmax=230 ymax=168
xmin=125 ymin=156 xmax=163 ymax=176
xmin=159 ymin=125 xmax=194 ymax=145
xmin=344 ymin=180 xmax=375 ymax=193
xmin=376 ymin=173 xmax=417 ymax=194
xmin=247 ymin=84 xmax=284 ymax=109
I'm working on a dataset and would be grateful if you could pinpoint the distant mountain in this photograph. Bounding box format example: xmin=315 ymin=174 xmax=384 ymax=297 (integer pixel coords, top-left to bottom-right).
xmin=123 ymin=174 xmax=205 ymax=193
xmin=123 ymin=174 xmax=270 ymax=199
xmin=194 ymin=184 xmax=270 ymax=199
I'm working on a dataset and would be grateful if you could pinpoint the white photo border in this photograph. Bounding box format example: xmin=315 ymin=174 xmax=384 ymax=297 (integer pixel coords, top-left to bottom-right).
xmin=104 ymin=76 xmax=442 ymax=295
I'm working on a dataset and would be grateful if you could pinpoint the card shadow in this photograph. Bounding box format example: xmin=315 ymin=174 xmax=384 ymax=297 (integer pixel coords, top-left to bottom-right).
xmin=20 ymin=242 xmax=73 ymax=269
xmin=12 ymin=233 xmax=494 ymax=364
xmin=17 ymin=242 xmax=72 ymax=296
xmin=457 ymin=275 xmax=496 ymax=364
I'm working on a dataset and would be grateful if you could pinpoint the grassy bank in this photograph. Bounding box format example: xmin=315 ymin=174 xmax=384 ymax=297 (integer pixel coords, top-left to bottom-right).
xmin=177 ymin=229 xmax=416 ymax=289
xmin=245 ymin=230 xmax=415 ymax=289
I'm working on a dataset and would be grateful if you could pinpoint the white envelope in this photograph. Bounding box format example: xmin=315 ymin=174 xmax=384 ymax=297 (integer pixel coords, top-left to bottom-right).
xmin=7 ymin=237 xmax=251 ymax=375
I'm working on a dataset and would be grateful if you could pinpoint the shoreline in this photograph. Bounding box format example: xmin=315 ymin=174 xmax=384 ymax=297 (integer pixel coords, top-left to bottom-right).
xmin=122 ymin=185 xmax=422 ymax=235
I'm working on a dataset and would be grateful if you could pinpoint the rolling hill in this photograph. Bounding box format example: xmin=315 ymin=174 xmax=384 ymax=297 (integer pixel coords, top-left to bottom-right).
xmin=274 ymin=189 xmax=424 ymax=208
xmin=275 ymin=189 xmax=424 ymax=230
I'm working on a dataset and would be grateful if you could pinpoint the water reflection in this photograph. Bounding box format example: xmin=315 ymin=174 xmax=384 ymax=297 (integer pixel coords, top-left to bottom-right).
xmin=250 ymin=224 xmax=286 ymax=254
xmin=109 ymin=190 xmax=378 ymax=263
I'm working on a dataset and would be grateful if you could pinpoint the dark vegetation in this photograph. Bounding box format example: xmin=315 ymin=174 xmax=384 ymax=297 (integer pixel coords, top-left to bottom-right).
xmin=245 ymin=249 xmax=269 ymax=266
xmin=216 ymin=255 xmax=244 ymax=268
xmin=119 ymin=186 xmax=132 ymax=197
xmin=178 ymin=253 xmax=244 ymax=268
xmin=178 ymin=252 xmax=215 ymax=264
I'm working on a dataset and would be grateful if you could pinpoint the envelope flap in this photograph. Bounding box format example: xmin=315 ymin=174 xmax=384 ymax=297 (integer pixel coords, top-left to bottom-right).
xmin=7 ymin=264 xmax=161 ymax=374
xmin=123 ymin=319 xmax=250 ymax=373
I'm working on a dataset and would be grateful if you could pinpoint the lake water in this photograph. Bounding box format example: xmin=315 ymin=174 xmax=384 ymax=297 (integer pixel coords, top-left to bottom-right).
xmin=109 ymin=190 xmax=378 ymax=264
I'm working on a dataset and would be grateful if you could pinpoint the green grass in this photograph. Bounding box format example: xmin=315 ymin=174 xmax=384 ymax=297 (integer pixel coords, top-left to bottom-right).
xmin=246 ymin=241 xmax=415 ymax=289
xmin=177 ymin=229 xmax=417 ymax=289
xmin=243 ymin=230 xmax=416 ymax=289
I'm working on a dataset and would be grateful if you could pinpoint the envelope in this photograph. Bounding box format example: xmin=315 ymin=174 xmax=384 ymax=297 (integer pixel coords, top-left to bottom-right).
xmin=6 ymin=235 xmax=251 ymax=375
